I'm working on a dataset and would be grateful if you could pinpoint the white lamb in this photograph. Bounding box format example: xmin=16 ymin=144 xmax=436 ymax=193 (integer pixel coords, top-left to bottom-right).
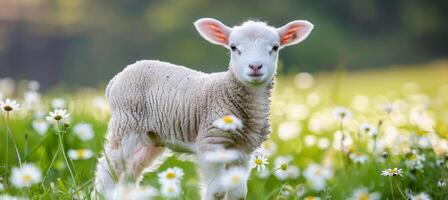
xmin=95 ymin=18 xmax=313 ymax=199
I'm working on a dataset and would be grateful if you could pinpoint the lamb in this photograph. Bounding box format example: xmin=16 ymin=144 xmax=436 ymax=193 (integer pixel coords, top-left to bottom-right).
xmin=95 ymin=18 xmax=313 ymax=199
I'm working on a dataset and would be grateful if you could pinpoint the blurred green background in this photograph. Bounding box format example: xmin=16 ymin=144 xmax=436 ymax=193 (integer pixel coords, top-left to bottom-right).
xmin=0 ymin=0 xmax=447 ymax=88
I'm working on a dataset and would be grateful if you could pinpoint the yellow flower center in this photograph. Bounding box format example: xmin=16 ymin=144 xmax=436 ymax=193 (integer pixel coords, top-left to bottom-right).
xmin=304 ymin=197 xmax=316 ymax=200
xmin=231 ymin=175 xmax=240 ymax=184
xmin=166 ymin=172 xmax=176 ymax=179
xmin=76 ymin=149 xmax=86 ymax=158
xmin=167 ymin=187 xmax=175 ymax=193
xmin=409 ymin=154 xmax=417 ymax=160
xmin=355 ymin=152 xmax=363 ymax=157
xmin=280 ymin=163 xmax=287 ymax=171
xmin=359 ymin=193 xmax=369 ymax=200
xmin=23 ymin=174 xmax=32 ymax=183
xmin=255 ymin=158 xmax=263 ymax=165
xmin=223 ymin=116 xmax=234 ymax=124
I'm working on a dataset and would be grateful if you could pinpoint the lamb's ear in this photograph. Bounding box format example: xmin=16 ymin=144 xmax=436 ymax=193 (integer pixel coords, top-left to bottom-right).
xmin=277 ymin=20 xmax=313 ymax=47
xmin=194 ymin=18 xmax=232 ymax=46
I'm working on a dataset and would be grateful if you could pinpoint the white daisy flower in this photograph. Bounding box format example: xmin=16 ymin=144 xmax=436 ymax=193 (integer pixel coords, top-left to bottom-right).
xmin=359 ymin=123 xmax=377 ymax=137
xmin=317 ymin=137 xmax=330 ymax=149
xmin=23 ymin=91 xmax=41 ymax=108
xmin=203 ymin=148 xmax=240 ymax=164
xmin=381 ymin=168 xmax=404 ymax=177
xmin=259 ymin=140 xmax=277 ymax=157
xmin=51 ymin=98 xmax=66 ymax=109
xmin=405 ymin=150 xmax=425 ymax=170
xmin=349 ymin=152 xmax=368 ymax=164
xmin=274 ymin=156 xmax=300 ymax=180
xmin=304 ymin=135 xmax=317 ymax=147
xmin=32 ymin=119 xmax=49 ymax=135
xmin=221 ymin=167 xmax=249 ymax=190
xmin=46 ymin=109 xmax=70 ymax=123
xmin=303 ymin=163 xmax=333 ymax=191
xmin=437 ymin=179 xmax=447 ymax=188
xmin=332 ymin=106 xmax=352 ymax=121
xmin=347 ymin=187 xmax=381 ymax=200
xmin=0 ymin=98 xmax=20 ymax=112
xmin=160 ymin=182 xmax=181 ymax=199
xmin=303 ymin=196 xmax=321 ymax=200
xmin=409 ymin=192 xmax=431 ymax=200
xmin=105 ymin=183 xmax=158 ymax=200
xmin=158 ymin=167 xmax=184 ymax=185
xmin=10 ymin=163 xmax=42 ymax=188
xmin=73 ymin=123 xmax=95 ymax=141
xmin=250 ymin=153 xmax=269 ymax=172
xmin=213 ymin=115 xmax=243 ymax=131
xmin=68 ymin=149 xmax=94 ymax=160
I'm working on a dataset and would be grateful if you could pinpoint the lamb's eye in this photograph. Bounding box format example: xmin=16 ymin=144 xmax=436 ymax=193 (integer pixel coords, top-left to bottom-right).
xmin=272 ymin=44 xmax=279 ymax=52
xmin=230 ymin=44 xmax=237 ymax=51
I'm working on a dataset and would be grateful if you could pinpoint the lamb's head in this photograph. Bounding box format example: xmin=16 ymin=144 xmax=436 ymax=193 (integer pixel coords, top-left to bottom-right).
xmin=195 ymin=18 xmax=313 ymax=87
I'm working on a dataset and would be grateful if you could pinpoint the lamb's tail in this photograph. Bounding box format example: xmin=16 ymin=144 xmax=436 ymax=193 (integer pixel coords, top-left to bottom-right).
xmin=105 ymin=73 xmax=120 ymax=99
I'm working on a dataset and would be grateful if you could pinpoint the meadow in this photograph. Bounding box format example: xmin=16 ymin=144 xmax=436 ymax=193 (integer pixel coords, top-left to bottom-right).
xmin=1 ymin=60 xmax=448 ymax=199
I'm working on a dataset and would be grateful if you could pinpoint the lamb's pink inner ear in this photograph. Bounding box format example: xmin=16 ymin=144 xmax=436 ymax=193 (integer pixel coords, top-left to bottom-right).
xmin=280 ymin=25 xmax=303 ymax=45
xmin=206 ymin=23 xmax=228 ymax=44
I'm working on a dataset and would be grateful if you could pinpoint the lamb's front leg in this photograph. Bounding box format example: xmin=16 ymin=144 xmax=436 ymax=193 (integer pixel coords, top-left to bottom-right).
xmin=197 ymin=157 xmax=226 ymax=200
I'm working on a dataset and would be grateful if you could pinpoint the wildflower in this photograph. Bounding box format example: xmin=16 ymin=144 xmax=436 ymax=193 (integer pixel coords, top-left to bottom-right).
xmin=409 ymin=192 xmax=431 ymax=200
xmin=0 ymin=98 xmax=20 ymax=112
xmin=10 ymin=163 xmax=42 ymax=188
xmin=259 ymin=140 xmax=277 ymax=157
xmin=278 ymin=121 xmax=301 ymax=140
xmin=203 ymin=148 xmax=240 ymax=164
xmin=359 ymin=123 xmax=377 ymax=137
xmin=437 ymin=179 xmax=447 ymax=188
xmin=213 ymin=115 xmax=243 ymax=131
xmin=23 ymin=91 xmax=41 ymax=108
xmin=317 ymin=137 xmax=330 ymax=149
xmin=221 ymin=167 xmax=249 ymax=189
xmin=405 ymin=150 xmax=425 ymax=170
xmin=274 ymin=156 xmax=300 ymax=180
xmin=161 ymin=182 xmax=181 ymax=199
xmin=73 ymin=123 xmax=95 ymax=141
xmin=349 ymin=152 xmax=368 ymax=164
xmin=105 ymin=183 xmax=158 ymax=200
xmin=303 ymin=163 xmax=333 ymax=191
xmin=332 ymin=106 xmax=352 ymax=121
xmin=68 ymin=149 xmax=94 ymax=160
xmin=51 ymin=98 xmax=66 ymax=109
xmin=46 ymin=109 xmax=70 ymax=123
xmin=304 ymin=135 xmax=317 ymax=147
xmin=303 ymin=196 xmax=321 ymax=200
xmin=158 ymin=167 xmax=184 ymax=184
xmin=381 ymin=168 xmax=404 ymax=177
xmin=294 ymin=72 xmax=314 ymax=89
xmin=347 ymin=187 xmax=381 ymax=200
xmin=32 ymin=119 xmax=49 ymax=135
xmin=250 ymin=153 xmax=269 ymax=172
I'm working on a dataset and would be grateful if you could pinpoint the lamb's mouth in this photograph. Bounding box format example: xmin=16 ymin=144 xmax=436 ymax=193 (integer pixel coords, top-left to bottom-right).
xmin=245 ymin=74 xmax=265 ymax=85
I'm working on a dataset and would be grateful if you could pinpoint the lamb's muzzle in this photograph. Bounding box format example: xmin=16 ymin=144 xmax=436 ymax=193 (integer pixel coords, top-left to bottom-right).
xmin=94 ymin=17 xmax=313 ymax=200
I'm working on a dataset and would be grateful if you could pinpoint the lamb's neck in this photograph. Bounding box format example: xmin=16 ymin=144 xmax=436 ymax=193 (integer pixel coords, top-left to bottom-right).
xmin=224 ymin=71 xmax=272 ymax=123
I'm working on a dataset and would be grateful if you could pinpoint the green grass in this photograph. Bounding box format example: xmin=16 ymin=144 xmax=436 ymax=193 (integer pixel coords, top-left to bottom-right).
xmin=1 ymin=60 xmax=448 ymax=199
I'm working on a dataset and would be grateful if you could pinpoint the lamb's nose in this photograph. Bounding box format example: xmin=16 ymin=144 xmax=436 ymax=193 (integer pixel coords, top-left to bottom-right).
xmin=249 ymin=64 xmax=263 ymax=71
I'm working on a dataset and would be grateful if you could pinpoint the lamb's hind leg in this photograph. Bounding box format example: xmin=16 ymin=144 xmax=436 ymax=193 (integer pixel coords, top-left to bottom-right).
xmin=95 ymin=130 xmax=165 ymax=192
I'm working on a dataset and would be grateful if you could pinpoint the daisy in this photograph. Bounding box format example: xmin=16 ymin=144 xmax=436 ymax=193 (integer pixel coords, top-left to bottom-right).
xmin=32 ymin=119 xmax=49 ymax=135
xmin=213 ymin=115 xmax=243 ymax=131
xmin=349 ymin=152 xmax=368 ymax=164
xmin=46 ymin=109 xmax=70 ymax=123
xmin=73 ymin=123 xmax=95 ymax=141
xmin=203 ymin=148 xmax=240 ymax=164
xmin=10 ymin=163 xmax=42 ymax=188
xmin=221 ymin=167 xmax=249 ymax=190
xmin=105 ymin=183 xmax=158 ymax=200
xmin=51 ymin=98 xmax=66 ymax=109
xmin=274 ymin=156 xmax=300 ymax=180
xmin=0 ymin=98 xmax=20 ymax=112
xmin=409 ymin=192 xmax=431 ymax=200
xmin=303 ymin=163 xmax=333 ymax=191
xmin=405 ymin=150 xmax=425 ymax=170
xmin=161 ymin=182 xmax=181 ymax=199
xmin=332 ymin=106 xmax=352 ymax=121
xmin=359 ymin=123 xmax=377 ymax=137
xmin=437 ymin=179 xmax=447 ymax=188
xmin=68 ymin=149 xmax=94 ymax=160
xmin=304 ymin=196 xmax=321 ymax=200
xmin=347 ymin=187 xmax=381 ymax=200
xmin=259 ymin=140 xmax=277 ymax=157
xmin=250 ymin=153 xmax=269 ymax=172
xmin=381 ymin=168 xmax=404 ymax=177
xmin=158 ymin=167 xmax=184 ymax=185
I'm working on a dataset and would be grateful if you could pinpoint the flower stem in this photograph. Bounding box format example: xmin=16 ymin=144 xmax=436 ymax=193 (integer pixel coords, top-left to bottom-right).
xmin=388 ymin=176 xmax=395 ymax=200
xmin=5 ymin=112 xmax=23 ymax=166
xmin=57 ymin=123 xmax=77 ymax=186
